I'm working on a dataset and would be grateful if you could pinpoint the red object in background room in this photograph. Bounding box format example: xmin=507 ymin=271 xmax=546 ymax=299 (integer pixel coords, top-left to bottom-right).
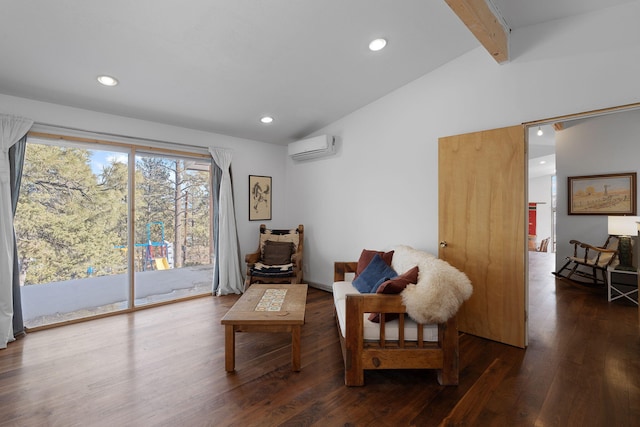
xmin=528 ymin=203 xmax=537 ymax=236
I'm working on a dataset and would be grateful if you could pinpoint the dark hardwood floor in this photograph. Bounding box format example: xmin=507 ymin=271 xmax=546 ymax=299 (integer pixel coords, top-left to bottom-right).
xmin=1 ymin=252 xmax=638 ymax=426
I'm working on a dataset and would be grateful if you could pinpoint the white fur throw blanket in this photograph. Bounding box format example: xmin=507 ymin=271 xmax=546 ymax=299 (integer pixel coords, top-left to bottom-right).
xmin=392 ymin=245 xmax=473 ymax=324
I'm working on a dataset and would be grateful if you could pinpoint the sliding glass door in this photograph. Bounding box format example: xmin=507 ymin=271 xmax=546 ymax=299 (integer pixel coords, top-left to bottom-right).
xmin=16 ymin=140 xmax=130 ymax=327
xmin=133 ymin=153 xmax=213 ymax=306
xmin=15 ymin=136 xmax=212 ymax=328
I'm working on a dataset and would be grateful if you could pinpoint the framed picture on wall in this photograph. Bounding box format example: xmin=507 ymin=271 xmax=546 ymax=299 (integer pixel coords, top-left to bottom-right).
xmin=568 ymin=172 xmax=637 ymax=215
xmin=249 ymin=175 xmax=272 ymax=221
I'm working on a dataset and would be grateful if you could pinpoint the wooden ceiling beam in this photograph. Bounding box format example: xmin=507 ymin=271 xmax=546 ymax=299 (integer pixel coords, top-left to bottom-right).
xmin=445 ymin=0 xmax=509 ymax=63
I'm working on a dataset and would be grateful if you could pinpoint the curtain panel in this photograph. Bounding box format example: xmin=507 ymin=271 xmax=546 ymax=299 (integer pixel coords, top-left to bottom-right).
xmin=0 ymin=115 xmax=33 ymax=349
xmin=208 ymin=148 xmax=244 ymax=295
xmin=9 ymin=136 xmax=27 ymax=337
xmin=210 ymin=161 xmax=222 ymax=294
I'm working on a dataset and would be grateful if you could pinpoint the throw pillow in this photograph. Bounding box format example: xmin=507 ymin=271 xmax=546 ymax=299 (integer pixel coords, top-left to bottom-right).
xmin=262 ymin=240 xmax=294 ymax=265
xmin=259 ymin=229 xmax=299 ymax=253
xmin=355 ymin=249 xmax=394 ymax=278
xmin=376 ymin=266 xmax=419 ymax=294
xmin=352 ymin=254 xmax=398 ymax=293
xmin=368 ymin=266 xmax=419 ymax=323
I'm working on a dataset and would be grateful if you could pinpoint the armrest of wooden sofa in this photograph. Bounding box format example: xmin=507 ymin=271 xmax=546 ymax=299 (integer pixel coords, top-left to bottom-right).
xmin=342 ymin=292 xmax=458 ymax=386
xmin=334 ymin=261 xmax=358 ymax=282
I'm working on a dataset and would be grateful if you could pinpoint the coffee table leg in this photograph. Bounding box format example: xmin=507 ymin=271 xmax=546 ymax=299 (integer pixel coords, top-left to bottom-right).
xmin=225 ymin=324 xmax=235 ymax=372
xmin=291 ymin=325 xmax=301 ymax=372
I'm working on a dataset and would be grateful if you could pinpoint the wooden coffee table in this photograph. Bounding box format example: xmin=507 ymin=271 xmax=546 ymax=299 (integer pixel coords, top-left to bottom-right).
xmin=221 ymin=284 xmax=308 ymax=372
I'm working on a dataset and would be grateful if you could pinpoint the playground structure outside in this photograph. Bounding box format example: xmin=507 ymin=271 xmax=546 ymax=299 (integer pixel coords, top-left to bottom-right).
xmin=114 ymin=222 xmax=175 ymax=272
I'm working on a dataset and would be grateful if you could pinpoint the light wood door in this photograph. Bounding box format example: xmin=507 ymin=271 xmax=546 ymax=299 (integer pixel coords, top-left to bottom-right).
xmin=438 ymin=125 xmax=527 ymax=348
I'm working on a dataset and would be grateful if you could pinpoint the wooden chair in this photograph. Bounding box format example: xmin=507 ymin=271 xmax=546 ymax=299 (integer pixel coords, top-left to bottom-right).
xmin=537 ymin=237 xmax=550 ymax=252
xmin=553 ymin=235 xmax=619 ymax=286
xmin=244 ymin=224 xmax=304 ymax=287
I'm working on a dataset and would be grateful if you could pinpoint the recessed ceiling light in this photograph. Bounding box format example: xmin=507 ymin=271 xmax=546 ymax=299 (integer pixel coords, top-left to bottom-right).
xmin=260 ymin=116 xmax=274 ymax=124
xmin=369 ymin=38 xmax=387 ymax=52
xmin=97 ymin=75 xmax=119 ymax=86
xmin=540 ymin=160 xmax=546 ymax=165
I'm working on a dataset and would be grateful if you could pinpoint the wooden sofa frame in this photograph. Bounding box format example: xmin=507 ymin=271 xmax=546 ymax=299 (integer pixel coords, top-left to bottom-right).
xmin=334 ymin=262 xmax=459 ymax=386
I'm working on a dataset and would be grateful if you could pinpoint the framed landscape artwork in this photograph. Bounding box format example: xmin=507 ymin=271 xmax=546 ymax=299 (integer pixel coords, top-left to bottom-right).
xmin=568 ymin=172 xmax=637 ymax=215
xmin=249 ymin=175 xmax=272 ymax=221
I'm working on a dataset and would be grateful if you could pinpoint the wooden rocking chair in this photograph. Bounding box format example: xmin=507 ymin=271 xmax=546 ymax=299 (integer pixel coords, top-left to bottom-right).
xmin=553 ymin=235 xmax=619 ymax=286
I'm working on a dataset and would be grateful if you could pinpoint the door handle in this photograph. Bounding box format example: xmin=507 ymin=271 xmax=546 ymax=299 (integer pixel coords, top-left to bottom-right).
xmin=440 ymin=241 xmax=448 ymax=248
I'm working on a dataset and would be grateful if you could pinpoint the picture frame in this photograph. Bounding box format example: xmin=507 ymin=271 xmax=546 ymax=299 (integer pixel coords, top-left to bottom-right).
xmin=249 ymin=175 xmax=272 ymax=221
xmin=568 ymin=172 xmax=637 ymax=215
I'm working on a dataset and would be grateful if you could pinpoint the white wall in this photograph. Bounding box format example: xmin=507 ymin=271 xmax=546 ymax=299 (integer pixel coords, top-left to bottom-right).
xmin=287 ymin=2 xmax=640 ymax=289
xmin=0 ymin=93 xmax=287 ymax=258
xmin=555 ymin=109 xmax=640 ymax=268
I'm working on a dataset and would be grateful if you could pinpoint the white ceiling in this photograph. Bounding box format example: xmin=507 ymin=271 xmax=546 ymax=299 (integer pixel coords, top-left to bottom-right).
xmin=0 ymin=0 xmax=635 ymax=145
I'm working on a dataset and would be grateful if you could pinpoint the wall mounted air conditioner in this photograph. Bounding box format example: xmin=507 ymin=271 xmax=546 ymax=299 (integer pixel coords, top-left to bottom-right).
xmin=288 ymin=135 xmax=336 ymax=161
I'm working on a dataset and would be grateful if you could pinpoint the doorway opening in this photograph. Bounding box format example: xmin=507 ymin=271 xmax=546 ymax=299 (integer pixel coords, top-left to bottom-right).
xmin=527 ymin=124 xmax=556 ymax=255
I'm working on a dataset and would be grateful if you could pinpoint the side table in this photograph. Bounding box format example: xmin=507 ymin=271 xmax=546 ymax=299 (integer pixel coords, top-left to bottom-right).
xmin=606 ymin=266 xmax=638 ymax=306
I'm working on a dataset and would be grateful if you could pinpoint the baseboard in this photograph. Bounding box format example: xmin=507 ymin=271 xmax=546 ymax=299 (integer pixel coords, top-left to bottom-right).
xmin=307 ymin=281 xmax=332 ymax=293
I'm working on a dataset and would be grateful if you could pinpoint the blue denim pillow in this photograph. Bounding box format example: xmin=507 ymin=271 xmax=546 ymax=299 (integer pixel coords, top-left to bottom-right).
xmin=352 ymin=254 xmax=398 ymax=293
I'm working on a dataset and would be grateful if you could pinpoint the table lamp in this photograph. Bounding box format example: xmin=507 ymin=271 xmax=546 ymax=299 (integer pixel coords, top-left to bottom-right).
xmin=607 ymin=216 xmax=640 ymax=271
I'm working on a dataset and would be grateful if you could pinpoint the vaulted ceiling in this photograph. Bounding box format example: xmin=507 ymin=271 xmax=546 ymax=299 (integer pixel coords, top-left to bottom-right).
xmin=0 ymin=1 xmax=634 ymax=144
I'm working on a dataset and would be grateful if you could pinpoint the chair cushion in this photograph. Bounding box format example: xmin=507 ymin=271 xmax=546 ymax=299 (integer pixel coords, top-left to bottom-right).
xmin=262 ymin=240 xmax=294 ymax=265
xmin=250 ymin=262 xmax=294 ymax=277
xmin=332 ymin=281 xmax=438 ymax=342
xmin=352 ymin=254 xmax=398 ymax=293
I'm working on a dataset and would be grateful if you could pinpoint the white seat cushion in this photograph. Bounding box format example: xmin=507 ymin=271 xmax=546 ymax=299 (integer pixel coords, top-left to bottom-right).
xmin=332 ymin=281 xmax=437 ymax=342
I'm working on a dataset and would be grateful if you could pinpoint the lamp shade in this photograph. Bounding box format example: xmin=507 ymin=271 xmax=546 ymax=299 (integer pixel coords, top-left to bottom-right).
xmin=608 ymin=216 xmax=640 ymax=236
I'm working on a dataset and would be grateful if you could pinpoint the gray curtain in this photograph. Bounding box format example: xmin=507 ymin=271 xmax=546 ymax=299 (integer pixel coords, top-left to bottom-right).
xmin=208 ymin=148 xmax=244 ymax=295
xmin=8 ymin=136 xmax=26 ymax=337
xmin=211 ymin=161 xmax=222 ymax=294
